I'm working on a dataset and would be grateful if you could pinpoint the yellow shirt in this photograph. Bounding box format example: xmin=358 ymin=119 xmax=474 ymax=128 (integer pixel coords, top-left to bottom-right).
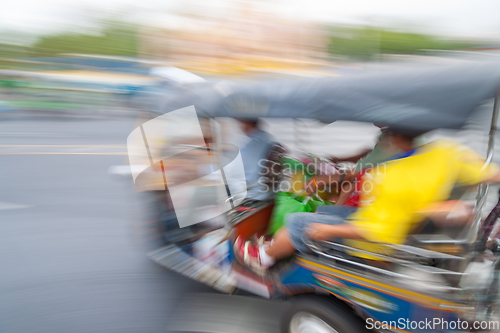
xmin=346 ymin=139 xmax=499 ymax=258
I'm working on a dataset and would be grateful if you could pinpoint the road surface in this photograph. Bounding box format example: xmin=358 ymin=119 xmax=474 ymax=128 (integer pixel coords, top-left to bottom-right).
xmin=0 ymin=113 xmax=286 ymax=333
xmin=1 ymin=107 xmax=499 ymax=333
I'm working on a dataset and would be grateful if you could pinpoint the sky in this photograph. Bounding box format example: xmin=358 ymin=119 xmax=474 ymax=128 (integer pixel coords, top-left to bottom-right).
xmin=1 ymin=0 xmax=500 ymax=41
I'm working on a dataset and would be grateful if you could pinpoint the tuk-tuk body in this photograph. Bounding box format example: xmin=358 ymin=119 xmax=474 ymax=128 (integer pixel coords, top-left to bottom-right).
xmin=138 ymin=61 xmax=500 ymax=332
xmin=279 ymin=257 xmax=465 ymax=332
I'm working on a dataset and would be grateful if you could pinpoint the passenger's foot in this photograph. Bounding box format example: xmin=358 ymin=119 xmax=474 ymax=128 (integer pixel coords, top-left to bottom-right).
xmin=256 ymin=234 xmax=273 ymax=247
xmin=233 ymin=237 xmax=270 ymax=276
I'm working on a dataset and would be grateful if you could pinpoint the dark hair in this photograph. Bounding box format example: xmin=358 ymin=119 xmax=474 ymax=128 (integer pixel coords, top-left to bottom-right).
xmin=238 ymin=119 xmax=260 ymax=127
xmin=385 ymin=127 xmax=427 ymax=140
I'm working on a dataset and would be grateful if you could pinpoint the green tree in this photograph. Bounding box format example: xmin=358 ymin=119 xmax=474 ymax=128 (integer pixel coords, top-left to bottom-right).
xmin=33 ymin=22 xmax=138 ymax=56
xmin=328 ymin=26 xmax=478 ymax=61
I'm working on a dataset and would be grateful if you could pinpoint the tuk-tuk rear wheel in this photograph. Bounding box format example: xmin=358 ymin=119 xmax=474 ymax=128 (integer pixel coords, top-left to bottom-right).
xmin=281 ymin=296 xmax=370 ymax=333
xmin=289 ymin=312 xmax=339 ymax=333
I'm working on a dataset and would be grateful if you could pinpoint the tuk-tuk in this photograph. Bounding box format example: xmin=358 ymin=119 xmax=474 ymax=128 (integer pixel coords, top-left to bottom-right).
xmin=132 ymin=61 xmax=500 ymax=333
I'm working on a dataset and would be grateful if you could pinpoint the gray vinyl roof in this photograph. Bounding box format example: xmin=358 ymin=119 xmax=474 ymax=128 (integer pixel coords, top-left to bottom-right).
xmin=161 ymin=61 xmax=500 ymax=132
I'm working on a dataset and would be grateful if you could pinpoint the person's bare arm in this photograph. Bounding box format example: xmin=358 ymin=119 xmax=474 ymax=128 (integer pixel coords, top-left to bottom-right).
xmin=416 ymin=200 xmax=473 ymax=226
xmin=306 ymin=201 xmax=472 ymax=243
xmin=334 ymin=186 xmax=356 ymax=205
xmin=419 ymin=168 xmax=500 ymax=224
xmin=487 ymin=169 xmax=500 ymax=184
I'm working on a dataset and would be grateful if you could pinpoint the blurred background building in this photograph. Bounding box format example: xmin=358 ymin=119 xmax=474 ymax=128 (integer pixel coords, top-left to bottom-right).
xmin=2 ymin=1 xmax=500 ymax=332
xmin=2 ymin=0 xmax=499 ymax=116
xmin=138 ymin=3 xmax=328 ymax=75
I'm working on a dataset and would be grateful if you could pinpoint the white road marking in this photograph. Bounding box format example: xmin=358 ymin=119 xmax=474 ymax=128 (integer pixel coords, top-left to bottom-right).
xmin=0 ymin=133 xmax=77 ymax=137
xmin=0 ymin=202 xmax=30 ymax=210
xmin=0 ymin=145 xmax=127 ymax=155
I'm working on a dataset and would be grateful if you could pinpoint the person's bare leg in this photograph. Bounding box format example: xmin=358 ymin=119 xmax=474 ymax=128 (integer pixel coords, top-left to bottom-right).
xmin=265 ymin=228 xmax=296 ymax=260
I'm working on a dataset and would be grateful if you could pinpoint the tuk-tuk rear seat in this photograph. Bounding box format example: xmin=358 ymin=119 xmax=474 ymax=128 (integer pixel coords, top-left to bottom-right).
xmin=229 ymin=201 xmax=274 ymax=240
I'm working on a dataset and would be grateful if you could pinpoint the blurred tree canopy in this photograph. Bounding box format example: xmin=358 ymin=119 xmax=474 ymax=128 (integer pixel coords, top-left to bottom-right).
xmin=33 ymin=22 xmax=138 ymax=56
xmin=328 ymin=26 xmax=477 ymax=61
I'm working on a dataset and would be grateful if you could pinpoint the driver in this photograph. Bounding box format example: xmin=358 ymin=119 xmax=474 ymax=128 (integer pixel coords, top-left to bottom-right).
xmin=234 ymin=137 xmax=500 ymax=274
xmin=317 ymin=127 xmax=425 ymax=206
xmin=304 ymin=128 xmax=418 ymax=217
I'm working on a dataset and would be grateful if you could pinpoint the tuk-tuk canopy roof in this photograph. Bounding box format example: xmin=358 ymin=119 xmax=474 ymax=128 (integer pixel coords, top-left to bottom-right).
xmin=161 ymin=61 xmax=500 ymax=132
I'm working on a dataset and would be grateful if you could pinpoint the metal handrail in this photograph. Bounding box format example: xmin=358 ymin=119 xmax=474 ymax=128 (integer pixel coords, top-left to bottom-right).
xmin=319 ymin=240 xmax=464 ymax=261
xmin=307 ymin=242 xmax=464 ymax=293
xmin=468 ymin=95 xmax=500 ymax=243
xmin=222 ymin=180 xmax=270 ymax=207
xmin=384 ymin=243 xmax=465 ymax=260
xmin=308 ymin=240 xmax=467 ymax=295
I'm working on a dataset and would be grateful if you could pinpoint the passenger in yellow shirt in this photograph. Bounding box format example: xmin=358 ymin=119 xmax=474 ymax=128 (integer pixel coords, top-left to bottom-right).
xmin=234 ymin=135 xmax=500 ymax=274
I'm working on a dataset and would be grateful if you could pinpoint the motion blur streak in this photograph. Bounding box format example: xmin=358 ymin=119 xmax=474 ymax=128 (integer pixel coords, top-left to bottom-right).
xmin=2 ymin=0 xmax=500 ymax=332
xmin=168 ymin=293 xmax=288 ymax=333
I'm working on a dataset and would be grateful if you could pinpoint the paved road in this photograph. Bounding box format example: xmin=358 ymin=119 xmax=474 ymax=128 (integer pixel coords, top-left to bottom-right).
xmin=2 ymin=107 xmax=500 ymax=333
xmin=0 ymin=114 xmax=287 ymax=333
